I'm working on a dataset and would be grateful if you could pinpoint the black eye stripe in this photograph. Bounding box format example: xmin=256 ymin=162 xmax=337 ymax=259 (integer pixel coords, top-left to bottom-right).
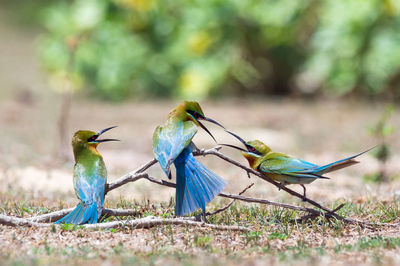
xmin=87 ymin=135 xmax=97 ymax=142
xmin=188 ymin=110 xmax=200 ymax=118
xmin=246 ymin=145 xmax=260 ymax=155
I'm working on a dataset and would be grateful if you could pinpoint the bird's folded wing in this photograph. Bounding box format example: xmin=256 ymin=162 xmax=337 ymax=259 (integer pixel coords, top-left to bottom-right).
xmin=73 ymin=165 xmax=106 ymax=205
xmin=153 ymin=120 xmax=197 ymax=173
xmin=259 ymin=154 xmax=321 ymax=178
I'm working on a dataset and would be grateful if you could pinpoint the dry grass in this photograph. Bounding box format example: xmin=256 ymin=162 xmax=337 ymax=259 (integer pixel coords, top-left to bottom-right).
xmin=1 ymin=193 xmax=400 ymax=266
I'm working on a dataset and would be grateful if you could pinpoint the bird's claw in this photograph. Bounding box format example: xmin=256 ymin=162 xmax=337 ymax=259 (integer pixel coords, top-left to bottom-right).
xmin=194 ymin=214 xmax=202 ymax=222
xmin=167 ymin=169 xmax=172 ymax=180
xmin=194 ymin=148 xmax=206 ymax=156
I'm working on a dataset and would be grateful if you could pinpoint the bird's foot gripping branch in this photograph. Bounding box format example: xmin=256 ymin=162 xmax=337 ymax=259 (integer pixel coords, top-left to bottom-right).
xmin=1 ymin=146 xmax=397 ymax=230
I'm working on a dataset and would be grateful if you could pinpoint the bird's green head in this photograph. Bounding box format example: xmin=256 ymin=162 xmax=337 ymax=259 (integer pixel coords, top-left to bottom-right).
xmin=181 ymin=101 xmax=225 ymax=142
xmin=183 ymin=101 xmax=204 ymax=119
xmin=72 ymin=126 xmax=119 ymax=158
xmin=220 ymin=130 xmax=271 ymax=169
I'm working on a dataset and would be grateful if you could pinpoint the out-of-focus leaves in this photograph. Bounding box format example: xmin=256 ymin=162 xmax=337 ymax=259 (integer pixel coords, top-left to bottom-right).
xmin=34 ymin=0 xmax=400 ymax=100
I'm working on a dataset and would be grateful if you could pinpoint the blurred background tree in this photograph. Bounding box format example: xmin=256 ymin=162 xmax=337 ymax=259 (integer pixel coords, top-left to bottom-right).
xmin=3 ymin=0 xmax=400 ymax=101
xmin=365 ymin=104 xmax=395 ymax=182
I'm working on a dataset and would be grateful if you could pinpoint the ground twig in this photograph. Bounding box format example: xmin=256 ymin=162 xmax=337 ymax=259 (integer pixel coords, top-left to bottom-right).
xmin=3 ymin=147 xmax=398 ymax=229
xmin=1 ymin=214 xmax=249 ymax=231
xmin=206 ymin=183 xmax=254 ymax=216
xmin=143 ymin=175 xmax=328 ymax=216
xmin=29 ymin=208 xmax=141 ymax=223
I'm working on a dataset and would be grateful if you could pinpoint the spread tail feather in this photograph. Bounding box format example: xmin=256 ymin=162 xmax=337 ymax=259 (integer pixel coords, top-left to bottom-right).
xmin=319 ymin=159 xmax=359 ymax=174
xmin=54 ymin=202 xmax=99 ymax=225
xmin=174 ymin=148 xmax=226 ymax=216
xmin=316 ymin=146 xmax=374 ymax=175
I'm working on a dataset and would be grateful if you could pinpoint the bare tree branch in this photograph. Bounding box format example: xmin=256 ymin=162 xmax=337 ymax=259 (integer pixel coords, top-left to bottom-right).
xmin=30 ymin=208 xmax=75 ymax=223
xmin=103 ymin=147 xmax=346 ymax=221
xmin=207 ymin=183 xmax=254 ymax=216
xmin=1 ymin=214 xmax=249 ymax=231
xmin=106 ymin=158 xmax=157 ymax=194
xmin=30 ymin=208 xmax=141 ymax=223
xmin=143 ymin=175 xmax=324 ymax=215
xmin=7 ymin=146 xmax=397 ymax=229
xmin=194 ymin=147 xmax=366 ymax=224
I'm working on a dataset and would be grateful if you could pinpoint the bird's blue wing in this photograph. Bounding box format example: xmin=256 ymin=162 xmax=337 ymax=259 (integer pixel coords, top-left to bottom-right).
xmin=259 ymin=155 xmax=324 ymax=179
xmin=153 ymin=120 xmax=197 ymax=175
xmin=55 ymin=163 xmax=106 ymax=225
xmin=73 ymin=164 xmax=107 ymax=207
xmin=260 ymin=147 xmax=372 ymax=181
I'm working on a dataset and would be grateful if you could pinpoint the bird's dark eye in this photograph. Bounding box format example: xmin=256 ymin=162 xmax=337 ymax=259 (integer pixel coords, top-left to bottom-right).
xmin=188 ymin=110 xmax=200 ymax=119
xmin=246 ymin=145 xmax=257 ymax=153
xmin=87 ymin=135 xmax=97 ymax=142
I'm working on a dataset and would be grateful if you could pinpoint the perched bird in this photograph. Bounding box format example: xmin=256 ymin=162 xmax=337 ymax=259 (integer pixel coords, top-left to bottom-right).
xmin=221 ymin=130 xmax=372 ymax=198
xmin=153 ymin=101 xmax=227 ymax=219
xmin=55 ymin=126 xmax=119 ymax=224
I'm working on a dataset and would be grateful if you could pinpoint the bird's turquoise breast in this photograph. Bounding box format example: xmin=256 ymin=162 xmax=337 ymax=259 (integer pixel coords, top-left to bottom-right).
xmin=73 ymin=155 xmax=107 ymax=204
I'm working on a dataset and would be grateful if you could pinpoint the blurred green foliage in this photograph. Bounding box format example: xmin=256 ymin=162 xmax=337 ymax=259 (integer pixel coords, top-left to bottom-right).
xmin=365 ymin=104 xmax=395 ymax=182
xmin=7 ymin=0 xmax=400 ymax=100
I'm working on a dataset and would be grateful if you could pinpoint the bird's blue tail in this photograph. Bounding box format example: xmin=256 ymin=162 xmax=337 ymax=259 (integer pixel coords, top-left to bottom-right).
xmin=315 ymin=147 xmax=374 ymax=175
xmin=54 ymin=202 xmax=99 ymax=225
xmin=174 ymin=148 xmax=227 ymax=217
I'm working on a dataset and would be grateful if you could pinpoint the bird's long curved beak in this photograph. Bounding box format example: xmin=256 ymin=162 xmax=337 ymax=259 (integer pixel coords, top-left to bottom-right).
xmin=197 ymin=120 xmax=217 ymax=142
xmin=96 ymin=126 xmax=120 ymax=142
xmin=202 ymin=117 xmax=225 ymax=129
xmin=224 ymin=129 xmax=248 ymax=148
xmin=197 ymin=116 xmax=225 ymax=143
xmin=219 ymin=143 xmax=246 ymax=152
xmin=98 ymin=126 xmax=118 ymax=135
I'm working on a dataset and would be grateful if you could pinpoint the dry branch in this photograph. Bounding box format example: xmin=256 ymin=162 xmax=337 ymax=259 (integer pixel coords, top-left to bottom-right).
xmin=30 ymin=208 xmax=141 ymax=223
xmin=102 ymin=147 xmax=343 ymax=221
xmin=143 ymin=175 xmax=328 ymax=216
xmin=106 ymin=158 xmax=157 ymax=193
xmin=1 ymin=214 xmax=249 ymax=231
xmin=3 ymin=147 xmax=397 ymax=229
xmin=27 ymin=147 xmax=370 ymax=226
xmin=206 ymin=183 xmax=254 ymax=216
xmin=30 ymin=208 xmax=75 ymax=223
xmin=194 ymin=148 xmax=367 ymax=224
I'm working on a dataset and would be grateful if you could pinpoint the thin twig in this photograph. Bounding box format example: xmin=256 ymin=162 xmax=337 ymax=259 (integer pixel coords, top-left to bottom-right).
xmin=106 ymin=159 xmax=156 ymax=194
xmin=297 ymin=203 xmax=346 ymax=223
xmin=0 ymin=214 xmax=249 ymax=231
xmin=12 ymin=146 xmax=398 ymax=228
xmin=28 ymin=176 xmax=323 ymax=224
xmin=207 ymin=183 xmax=254 ymax=216
xmin=144 ymin=175 xmax=328 ymax=216
xmin=104 ymin=147 xmax=347 ymax=221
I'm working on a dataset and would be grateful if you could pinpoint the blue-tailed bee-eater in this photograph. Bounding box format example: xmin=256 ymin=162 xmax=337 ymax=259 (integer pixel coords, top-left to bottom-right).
xmin=221 ymin=130 xmax=372 ymax=198
xmin=153 ymin=101 xmax=227 ymax=219
xmin=55 ymin=126 xmax=118 ymax=224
